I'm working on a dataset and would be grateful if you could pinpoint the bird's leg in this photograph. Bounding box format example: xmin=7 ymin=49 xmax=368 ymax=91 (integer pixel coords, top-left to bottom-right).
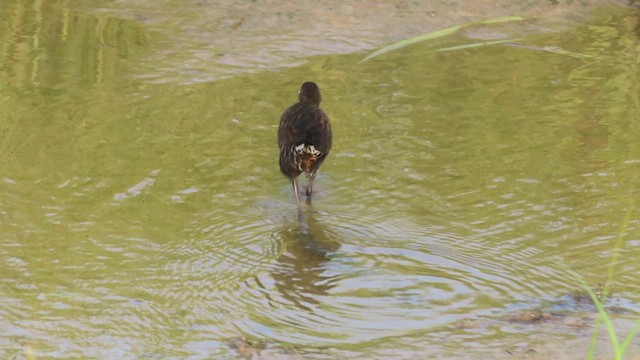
xmin=292 ymin=177 xmax=306 ymax=230
xmin=292 ymin=177 xmax=301 ymax=210
xmin=305 ymin=172 xmax=317 ymax=197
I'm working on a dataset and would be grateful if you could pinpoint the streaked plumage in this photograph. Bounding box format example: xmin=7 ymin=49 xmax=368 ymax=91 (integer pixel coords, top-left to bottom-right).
xmin=278 ymin=82 xmax=332 ymax=215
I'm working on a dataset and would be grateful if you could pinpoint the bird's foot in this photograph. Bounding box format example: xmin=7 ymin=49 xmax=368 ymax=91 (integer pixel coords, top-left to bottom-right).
xmin=305 ymin=187 xmax=313 ymax=197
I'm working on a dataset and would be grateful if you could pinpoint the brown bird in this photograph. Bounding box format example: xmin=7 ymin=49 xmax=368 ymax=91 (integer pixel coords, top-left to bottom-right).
xmin=278 ymin=82 xmax=332 ymax=219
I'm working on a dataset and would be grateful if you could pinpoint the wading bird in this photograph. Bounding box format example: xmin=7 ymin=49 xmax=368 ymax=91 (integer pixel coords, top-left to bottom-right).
xmin=278 ymin=82 xmax=332 ymax=221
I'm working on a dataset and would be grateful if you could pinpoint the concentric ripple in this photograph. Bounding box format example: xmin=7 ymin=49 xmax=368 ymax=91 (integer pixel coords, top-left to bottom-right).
xmin=207 ymin=204 xmax=575 ymax=348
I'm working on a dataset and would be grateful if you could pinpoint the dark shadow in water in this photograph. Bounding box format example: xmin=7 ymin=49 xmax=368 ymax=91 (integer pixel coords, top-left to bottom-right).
xmin=271 ymin=202 xmax=341 ymax=312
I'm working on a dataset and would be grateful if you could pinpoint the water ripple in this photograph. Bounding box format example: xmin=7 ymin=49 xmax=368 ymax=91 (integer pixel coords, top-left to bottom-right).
xmin=187 ymin=204 xmax=575 ymax=347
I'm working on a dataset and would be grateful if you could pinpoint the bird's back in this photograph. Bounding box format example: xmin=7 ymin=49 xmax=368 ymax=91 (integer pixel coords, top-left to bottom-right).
xmin=278 ymin=101 xmax=332 ymax=178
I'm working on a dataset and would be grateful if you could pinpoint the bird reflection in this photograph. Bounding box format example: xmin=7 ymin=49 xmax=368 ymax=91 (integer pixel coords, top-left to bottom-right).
xmin=270 ymin=204 xmax=340 ymax=312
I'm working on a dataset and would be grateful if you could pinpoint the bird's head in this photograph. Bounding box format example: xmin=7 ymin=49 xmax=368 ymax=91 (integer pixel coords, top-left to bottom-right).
xmin=298 ymin=82 xmax=322 ymax=105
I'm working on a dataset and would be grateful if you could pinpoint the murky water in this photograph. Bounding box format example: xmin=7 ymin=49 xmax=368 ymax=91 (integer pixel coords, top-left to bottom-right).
xmin=1 ymin=1 xmax=639 ymax=359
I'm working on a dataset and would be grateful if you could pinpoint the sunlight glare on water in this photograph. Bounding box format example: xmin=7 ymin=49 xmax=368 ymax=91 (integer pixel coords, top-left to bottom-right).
xmin=1 ymin=0 xmax=639 ymax=359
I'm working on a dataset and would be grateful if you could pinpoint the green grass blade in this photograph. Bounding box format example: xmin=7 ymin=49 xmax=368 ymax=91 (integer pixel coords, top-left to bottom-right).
xmin=435 ymin=38 xmax=522 ymax=52
xmin=563 ymin=268 xmax=602 ymax=360
xmin=503 ymin=43 xmax=592 ymax=58
xmin=476 ymin=15 xmax=526 ymax=24
xmin=620 ymin=318 xmax=640 ymax=354
xmin=584 ymin=285 xmax=621 ymax=359
xmin=541 ymin=46 xmax=593 ymax=59
xmin=564 ymin=268 xmax=613 ymax=360
xmin=362 ymin=15 xmax=525 ymax=61
xmin=363 ymin=24 xmax=463 ymax=61
xmin=564 ymin=181 xmax=637 ymax=359
xmin=24 ymin=345 xmax=36 ymax=360
xmin=587 ymin=316 xmax=601 ymax=360
xmin=605 ymin=183 xmax=636 ymax=298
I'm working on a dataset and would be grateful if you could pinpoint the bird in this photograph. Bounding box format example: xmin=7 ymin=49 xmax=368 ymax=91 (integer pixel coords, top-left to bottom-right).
xmin=278 ymin=81 xmax=332 ymax=220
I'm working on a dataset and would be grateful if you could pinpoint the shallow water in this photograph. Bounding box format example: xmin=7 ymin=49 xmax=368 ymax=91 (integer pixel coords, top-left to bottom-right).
xmin=1 ymin=1 xmax=639 ymax=359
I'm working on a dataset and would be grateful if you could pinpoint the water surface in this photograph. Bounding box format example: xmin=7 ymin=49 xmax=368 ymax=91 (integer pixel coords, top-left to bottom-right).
xmin=1 ymin=1 xmax=639 ymax=359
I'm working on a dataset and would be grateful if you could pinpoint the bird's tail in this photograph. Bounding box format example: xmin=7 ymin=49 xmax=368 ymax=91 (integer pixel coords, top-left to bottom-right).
xmin=301 ymin=153 xmax=317 ymax=173
xmin=294 ymin=143 xmax=321 ymax=173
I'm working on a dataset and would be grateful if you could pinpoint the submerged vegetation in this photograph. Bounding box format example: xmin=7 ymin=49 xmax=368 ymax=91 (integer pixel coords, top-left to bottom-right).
xmin=363 ymin=15 xmax=524 ymax=61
